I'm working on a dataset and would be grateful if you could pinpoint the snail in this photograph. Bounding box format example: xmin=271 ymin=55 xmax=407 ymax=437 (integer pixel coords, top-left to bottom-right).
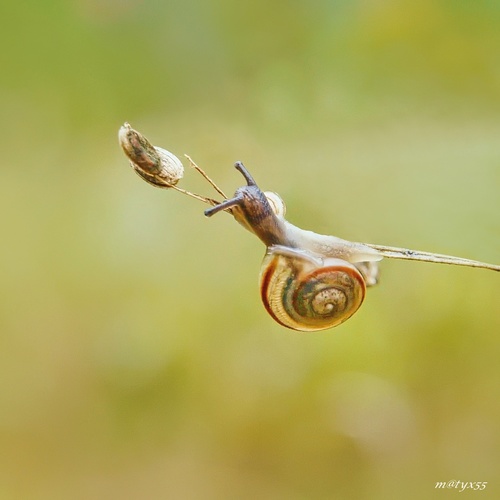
xmin=120 ymin=124 xmax=500 ymax=332
xmin=203 ymin=162 xmax=379 ymax=330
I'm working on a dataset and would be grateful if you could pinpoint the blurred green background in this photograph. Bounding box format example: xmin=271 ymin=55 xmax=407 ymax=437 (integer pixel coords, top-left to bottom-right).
xmin=1 ymin=1 xmax=499 ymax=499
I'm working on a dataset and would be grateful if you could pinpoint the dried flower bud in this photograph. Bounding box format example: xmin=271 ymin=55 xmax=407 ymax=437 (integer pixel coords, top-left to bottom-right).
xmin=118 ymin=122 xmax=184 ymax=187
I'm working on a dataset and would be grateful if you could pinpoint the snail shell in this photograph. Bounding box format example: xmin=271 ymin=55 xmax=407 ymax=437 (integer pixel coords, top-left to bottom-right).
xmin=264 ymin=191 xmax=286 ymax=218
xmin=260 ymin=246 xmax=366 ymax=332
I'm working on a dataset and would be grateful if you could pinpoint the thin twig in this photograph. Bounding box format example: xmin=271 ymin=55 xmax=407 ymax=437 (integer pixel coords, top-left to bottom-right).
xmin=185 ymin=154 xmax=228 ymax=199
xmin=364 ymin=243 xmax=500 ymax=272
xmin=147 ymin=174 xmax=220 ymax=206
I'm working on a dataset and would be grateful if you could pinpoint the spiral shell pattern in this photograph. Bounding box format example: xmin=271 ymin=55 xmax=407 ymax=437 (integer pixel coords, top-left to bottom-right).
xmin=260 ymin=247 xmax=366 ymax=331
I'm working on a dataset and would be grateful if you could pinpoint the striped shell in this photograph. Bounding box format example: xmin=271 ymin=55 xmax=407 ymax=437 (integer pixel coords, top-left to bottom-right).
xmin=260 ymin=246 xmax=366 ymax=332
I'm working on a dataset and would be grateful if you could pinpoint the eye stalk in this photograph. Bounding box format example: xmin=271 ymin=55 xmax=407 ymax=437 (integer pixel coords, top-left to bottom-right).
xmin=234 ymin=160 xmax=258 ymax=186
xmin=204 ymin=162 xmax=258 ymax=217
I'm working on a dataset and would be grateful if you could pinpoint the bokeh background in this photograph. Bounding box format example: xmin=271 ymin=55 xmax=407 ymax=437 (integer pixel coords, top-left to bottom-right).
xmin=1 ymin=1 xmax=499 ymax=499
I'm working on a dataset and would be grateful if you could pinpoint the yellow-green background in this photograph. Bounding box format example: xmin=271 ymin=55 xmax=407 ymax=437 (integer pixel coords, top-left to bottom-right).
xmin=1 ymin=1 xmax=499 ymax=499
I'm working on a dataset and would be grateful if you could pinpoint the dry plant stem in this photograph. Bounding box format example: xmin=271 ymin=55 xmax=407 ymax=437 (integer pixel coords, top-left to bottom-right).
xmin=185 ymin=155 xmax=228 ymax=199
xmin=365 ymin=243 xmax=500 ymax=272
xmin=149 ymin=155 xmax=228 ymax=207
xmin=151 ymin=176 xmax=220 ymax=206
xmin=170 ymin=185 xmax=220 ymax=206
xmin=179 ymin=155 xmax=236 ymax=214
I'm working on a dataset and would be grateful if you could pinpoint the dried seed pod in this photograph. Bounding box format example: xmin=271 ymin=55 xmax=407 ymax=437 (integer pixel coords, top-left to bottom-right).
xmin=118 ymin=122 xmax=184 ymax=187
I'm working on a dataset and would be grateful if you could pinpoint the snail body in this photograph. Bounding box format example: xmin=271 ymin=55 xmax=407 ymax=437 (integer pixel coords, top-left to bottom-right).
xmin=204 ymin=162 xmax=379 ymax=331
